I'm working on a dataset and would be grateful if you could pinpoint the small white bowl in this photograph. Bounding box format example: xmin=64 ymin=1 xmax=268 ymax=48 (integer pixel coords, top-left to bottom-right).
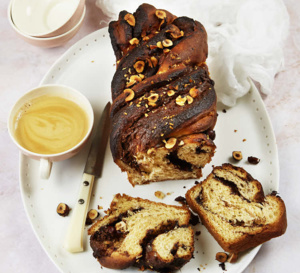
xmin=11 ymin=0 xmax=85 ymax=38
xmin=8 ymin=2 xmax=86 ymax=48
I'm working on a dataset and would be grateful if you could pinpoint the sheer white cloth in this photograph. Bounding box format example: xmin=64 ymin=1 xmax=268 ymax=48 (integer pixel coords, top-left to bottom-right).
xmin=95 ymin=0 xmax=289 ymax=106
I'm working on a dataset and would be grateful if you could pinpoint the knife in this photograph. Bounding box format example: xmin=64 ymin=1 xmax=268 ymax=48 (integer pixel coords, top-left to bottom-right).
xmin=64 ymin=102 xmax=111 ymax=253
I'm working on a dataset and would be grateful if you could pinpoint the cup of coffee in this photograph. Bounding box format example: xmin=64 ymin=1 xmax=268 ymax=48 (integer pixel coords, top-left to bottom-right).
xmin=8 ymin=84 xmax=94 ymax=179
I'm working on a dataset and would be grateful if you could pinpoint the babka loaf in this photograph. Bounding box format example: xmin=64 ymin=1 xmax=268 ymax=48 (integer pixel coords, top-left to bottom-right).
xmin=88 ymin=194 xmax=194 ymax=271
xmin=186 ymin=164 xmax=287 ymax=254
xmin=108 ymin=3 xmax=217 ymax=186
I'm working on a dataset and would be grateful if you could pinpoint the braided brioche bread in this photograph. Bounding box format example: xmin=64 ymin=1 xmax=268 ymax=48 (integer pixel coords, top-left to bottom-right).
xmin=88 ymin=194 xmax=194 ymax=271
xmin=186 ymin=164 xmax=287 ymax=254
xmin=109 ymin=3 xmax=217 ymax=186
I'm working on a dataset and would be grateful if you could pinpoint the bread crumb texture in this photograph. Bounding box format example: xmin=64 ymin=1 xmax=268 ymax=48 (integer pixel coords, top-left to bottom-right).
xmin=89 ymin=194 xmax=194 ymax=271
xmin=186 ymin=163 xmax=287 ymax=253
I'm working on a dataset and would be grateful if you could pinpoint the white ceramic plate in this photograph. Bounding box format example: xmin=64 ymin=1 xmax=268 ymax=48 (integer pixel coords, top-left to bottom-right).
xmin=19 ymin=28 xmax=279 ymax=273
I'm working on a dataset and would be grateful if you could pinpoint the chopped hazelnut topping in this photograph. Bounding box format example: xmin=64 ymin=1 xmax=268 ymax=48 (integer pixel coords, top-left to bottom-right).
xmin=150 ymin=56 xmax=158 ymax=67
xmin=179 ymin=140 xmax=184 ymax=146
xmin=165 ymin=138 xmax=177 ymax=149
xmin=167 ymin=90 xmax=175 ymax=96
xmin=147 ymin=93 xmax=159 ymax=106
xmin=124 ymin=13 xmax=135 ymax=26
xmin=176 ymin=95 xmax=187 ymax=106
xmin=133 ymin=61 xmax=145 ymax=73
xmin=163 ymin=49 xmax=170 ymax=54
xmin=147 ymin=148 xmax=156 ymax=155
xmin=156 ymin=41 xmax=163 ymax=49
xmin=129 ymin=38 xmax=139 ymax=45
xmin=124 ymin=89 xmax=135 ymax=102
xmin=126 ymin=81 xmax=135 ymax=88
xmin=150 ymin=44 xmax=158 ymax=50
xmin=158 ymin=19 xmax=166 ymax=30
xmin=155 ymin=191 xmax=166 ymax=199
xmin=131 ymin=75 xmax=142 ymax=82
xmin=147 ymin=58 xmax=153 ymax=68
xmin=126 ymin=75 xmax=142 ymax=87
xmin=186 ymin=95 xmax=193 ymax=104
xmin=171 ymin=30 xmax=184 ymax=39
xmin=139 ymin=74 xmax=145 ymax=79
xmin=189 ymin=86 xmax=200 ymax=98
xmin=162 ymin=39 xmax=173 ymax=47
xmin=155 ymin=10 xmax=167 ymax=19
xmin=143 ymin=36 xmax=150 ymax=41
xmin=216 ymin=252 xmax=228 ymax=263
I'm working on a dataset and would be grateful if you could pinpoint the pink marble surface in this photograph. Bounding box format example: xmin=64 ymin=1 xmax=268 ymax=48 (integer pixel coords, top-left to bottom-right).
xmin=0 ymin=0 xmax=299 ymax=272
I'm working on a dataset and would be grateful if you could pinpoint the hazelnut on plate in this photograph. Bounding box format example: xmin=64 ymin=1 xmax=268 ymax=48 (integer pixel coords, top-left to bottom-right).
xmin=57 ymin=203 xmax=70 ymax=217
xmin=232 ymin=151 xmax=243 ymax=161
xmin=85 ymin=209 xmax=100 ymax=225
xmin=216 ymin=252 xmax=228 ymax=263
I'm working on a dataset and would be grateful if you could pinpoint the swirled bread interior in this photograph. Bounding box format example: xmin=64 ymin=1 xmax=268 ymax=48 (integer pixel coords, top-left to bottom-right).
xmin=186 ymin=164 xmax=287 ymax=254
xmin=88 ymin=194 xmax=194 ymax=271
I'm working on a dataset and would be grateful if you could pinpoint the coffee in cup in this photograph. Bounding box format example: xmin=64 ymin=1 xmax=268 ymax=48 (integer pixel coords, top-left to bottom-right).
xmin=8 ymin=84 xmax=94 ymax=179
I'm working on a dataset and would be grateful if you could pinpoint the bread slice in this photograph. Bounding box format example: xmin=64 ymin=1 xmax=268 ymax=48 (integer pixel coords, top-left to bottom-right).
xmin=186 ymin=164 xmax=287 ymax=253
xmin=88 ymin=194 xmax=194 ymax=271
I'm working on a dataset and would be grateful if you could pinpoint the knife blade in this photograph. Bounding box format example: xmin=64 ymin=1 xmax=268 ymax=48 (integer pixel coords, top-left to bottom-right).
xmin=84 ymin=102 xmax=111 ymax=177
xmin=64 ymin=102 xmax=111 ymax=253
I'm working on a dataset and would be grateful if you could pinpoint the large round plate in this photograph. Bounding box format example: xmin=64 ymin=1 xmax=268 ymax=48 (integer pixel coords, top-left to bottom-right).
xmin=19 ymin=27 xmax=279 ymax=273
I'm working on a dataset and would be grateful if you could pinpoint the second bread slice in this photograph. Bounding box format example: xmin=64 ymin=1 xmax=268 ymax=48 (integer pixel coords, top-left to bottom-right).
xmin=186 ymin=163 xmax=287 ymax=253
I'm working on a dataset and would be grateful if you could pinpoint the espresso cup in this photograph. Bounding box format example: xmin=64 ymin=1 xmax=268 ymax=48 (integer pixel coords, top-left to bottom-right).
xmin=8 ymin=84 xmax=94 ymax=179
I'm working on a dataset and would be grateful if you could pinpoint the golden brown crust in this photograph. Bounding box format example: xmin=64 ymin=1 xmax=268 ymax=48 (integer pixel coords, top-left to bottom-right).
xmin=96 ymin=252 xmax=135 ymax=270
xmin=108 ymin=4 xmax=217 ymax=185
xmin=186 ymin=164 xmax=287 ymax=253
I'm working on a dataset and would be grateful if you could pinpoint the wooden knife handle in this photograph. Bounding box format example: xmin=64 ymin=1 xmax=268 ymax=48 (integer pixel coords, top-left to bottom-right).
xmin=64 ymin=173 xmax=95 ymax=253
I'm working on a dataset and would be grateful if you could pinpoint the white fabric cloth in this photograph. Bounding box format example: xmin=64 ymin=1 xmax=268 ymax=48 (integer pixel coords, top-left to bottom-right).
xmin=95 ymin=0 xmax=289 ymax=106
